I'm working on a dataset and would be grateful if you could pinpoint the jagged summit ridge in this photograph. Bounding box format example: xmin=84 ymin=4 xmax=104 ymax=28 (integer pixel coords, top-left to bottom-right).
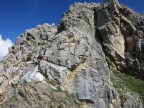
xmin=104 ymin=0 xmax=118 ymax=3
xmin=0 ymin=0 xmax=144 ymax=108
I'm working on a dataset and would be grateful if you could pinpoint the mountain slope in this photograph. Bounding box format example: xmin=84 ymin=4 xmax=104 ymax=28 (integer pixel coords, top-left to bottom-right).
xmin=0 ymin=0 xmax=144 ymax=108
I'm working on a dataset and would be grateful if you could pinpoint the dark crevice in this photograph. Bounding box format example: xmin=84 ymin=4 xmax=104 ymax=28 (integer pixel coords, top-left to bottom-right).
xmin=94 ymin=10 xmax=104 ymax=44
xmin=94 ymin=10 xmax=105 ymax=53
xmin=57 ymin=21 xmax=66 ymax=33
xmin=79 ymin=99 xmax=94 ymax=104
xmin=95 ymin=28 xmax=104 ymax=45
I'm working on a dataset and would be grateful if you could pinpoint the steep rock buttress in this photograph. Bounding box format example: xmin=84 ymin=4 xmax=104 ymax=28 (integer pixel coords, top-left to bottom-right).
xmin=0 ymin=0 xmax=144 ymax=108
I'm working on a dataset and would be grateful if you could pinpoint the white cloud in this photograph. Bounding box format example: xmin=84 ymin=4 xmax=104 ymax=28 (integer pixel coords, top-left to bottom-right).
xmin=0 ymin=34 xmax=13 ymax=60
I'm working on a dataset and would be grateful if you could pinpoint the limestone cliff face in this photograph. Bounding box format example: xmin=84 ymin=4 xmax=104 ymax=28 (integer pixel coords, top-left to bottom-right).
xmin=0 ymin=0 xmax=144 ymax=108
xmin=96 ymin=0 xmax=144 ymax=80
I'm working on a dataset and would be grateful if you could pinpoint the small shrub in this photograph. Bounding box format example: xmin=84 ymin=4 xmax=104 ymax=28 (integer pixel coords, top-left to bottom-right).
xmin=56 ymin=86 xmax=63 ymax=92
xmin=35 ymin=61 xmax=40 ymax=65
xmin=26 ymin=53 xmax=32 ymax=61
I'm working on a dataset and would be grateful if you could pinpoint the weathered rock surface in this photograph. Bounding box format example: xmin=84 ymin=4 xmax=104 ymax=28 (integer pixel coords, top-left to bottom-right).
xmin=1 ymin=82 xmax=79 ymax=108
xmin=123 ymin=93 xmax=143 ymax=108
xmin=0 ymin=0 xmax=144 ymax=108
xmin=96 ymin=0 xmax=144 ymax=80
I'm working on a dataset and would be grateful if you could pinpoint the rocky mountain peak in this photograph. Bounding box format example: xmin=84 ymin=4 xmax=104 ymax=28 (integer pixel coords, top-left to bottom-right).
xmin=0 ymin=0 xmax=144 ymax=108
xmin=104 ymin=0 xmax=118 ymax=3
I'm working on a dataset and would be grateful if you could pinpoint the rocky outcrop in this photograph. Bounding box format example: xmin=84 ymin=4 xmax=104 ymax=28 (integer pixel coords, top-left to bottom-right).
xmin=123 ymin=93 xmax=143 ymax=108
xmin=0 ymin=0 xmax=144 ymax=108
xmin=95 ymin=0 xmax=144 ymax=79
xmin=1 ymin=82 xmax=79 ymax=108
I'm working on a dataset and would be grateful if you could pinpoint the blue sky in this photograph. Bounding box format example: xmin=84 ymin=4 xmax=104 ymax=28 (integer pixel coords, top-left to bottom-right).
xmin=0 ymin=0 xmax=143 ymax=42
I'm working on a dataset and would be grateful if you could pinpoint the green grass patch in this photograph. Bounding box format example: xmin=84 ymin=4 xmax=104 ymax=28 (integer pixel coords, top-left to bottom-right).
xmin=46 ymin=80 xmax=71 ymax=99
xmin=56 ymin=86 xmax=63 ymax=92
xmin=63 ymin=91 xmax=71 ymax=99
xmin=111 ymin=69 xmax=144 ymax=104
xmin=46 ymin=80 xmax=56 ymax=86
xmin=34 ymin=81 xmax=42 ymax=84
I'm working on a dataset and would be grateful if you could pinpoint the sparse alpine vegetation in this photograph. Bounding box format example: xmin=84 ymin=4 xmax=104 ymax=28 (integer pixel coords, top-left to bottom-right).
xmin=111 ymin=69 xmax=144 ymax=107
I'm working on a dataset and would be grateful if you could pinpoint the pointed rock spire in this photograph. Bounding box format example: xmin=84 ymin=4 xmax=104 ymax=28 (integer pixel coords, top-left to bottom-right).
xmin=103 ymin=0 xmax=120 ymax=7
